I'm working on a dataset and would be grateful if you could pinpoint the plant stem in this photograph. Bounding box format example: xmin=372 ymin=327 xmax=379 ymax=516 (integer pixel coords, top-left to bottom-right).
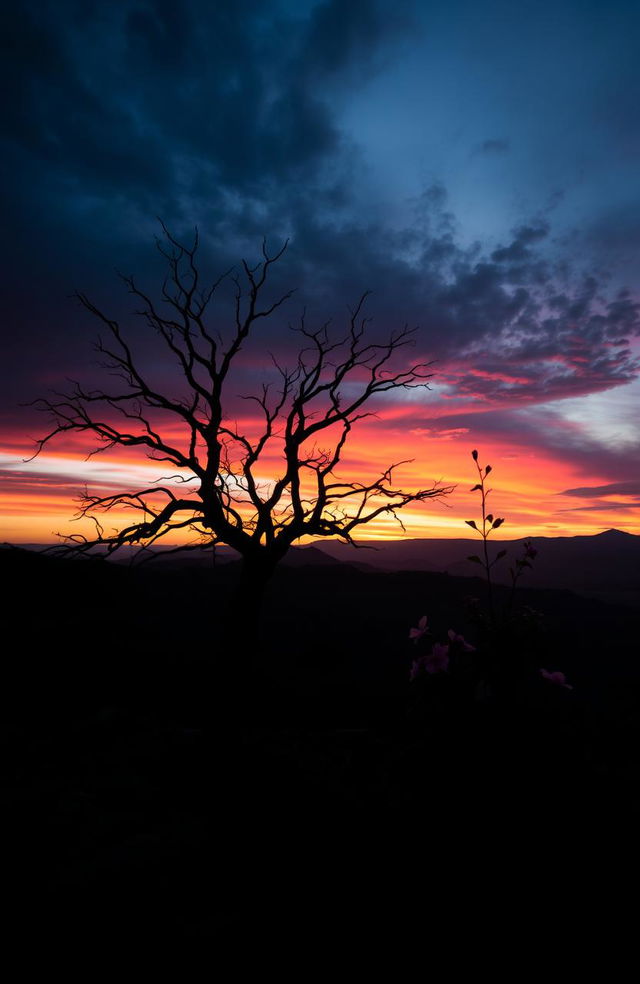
xmin=476 ymin=457 xmax=495 ymax=626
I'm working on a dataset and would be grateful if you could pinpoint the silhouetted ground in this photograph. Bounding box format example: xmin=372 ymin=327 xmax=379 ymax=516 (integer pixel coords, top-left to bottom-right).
xmin=2 ymin=545 xmax=639 ymax=942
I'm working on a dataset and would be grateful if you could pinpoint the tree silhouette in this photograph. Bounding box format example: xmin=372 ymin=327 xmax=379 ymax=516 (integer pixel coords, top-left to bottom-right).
xmin=31 ymin=227 xmax=453 ymax=630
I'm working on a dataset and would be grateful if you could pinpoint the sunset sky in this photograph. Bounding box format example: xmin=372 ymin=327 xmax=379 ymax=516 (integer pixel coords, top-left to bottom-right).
xmin=2 ymin=0 xmax=639 ymax=544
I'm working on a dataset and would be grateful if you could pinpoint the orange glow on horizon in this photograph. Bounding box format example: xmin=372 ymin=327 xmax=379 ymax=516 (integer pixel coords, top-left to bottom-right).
xmin=2 ymin=414 xmax=638 ymax=543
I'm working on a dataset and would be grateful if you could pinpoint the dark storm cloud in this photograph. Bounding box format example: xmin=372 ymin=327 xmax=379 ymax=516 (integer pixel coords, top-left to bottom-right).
xmin=296 ymin=0 xmax=413 ymax=80
xmin=490 ymin=224 xmax=548 ymax=264
xmin=2 ymin=0 xmax=411 ymax=203
xmin=2 ymin=0 xmax=640 ymax=432
xmin=2 ymin=1 xmax=315 ymax=202
xmin=0 ymin=0 xmax=417 ymax=408
xmin=269 ymin=195 xmax=640 ymax=400
xmin=0 ymin=0 xmax=417 ymax=266
xmin=581 ymin=202 xmax=640 ymax=287
xmin=432 ymin=221 xmax=640 ymax=402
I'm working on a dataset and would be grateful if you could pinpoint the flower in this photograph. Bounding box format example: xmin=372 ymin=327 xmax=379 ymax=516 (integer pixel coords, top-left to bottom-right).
xmin=409 ymin=615 xmax=429 ymax=643
xmin=447 ymin=629 xmax=476 ymax=652
xmin=540 ymin=668 xmax=572 ymax=690
xmin=409 ymin=641 xmax=450 ymax=679
xmin=425 ymin=643 xmax=450 ymax=674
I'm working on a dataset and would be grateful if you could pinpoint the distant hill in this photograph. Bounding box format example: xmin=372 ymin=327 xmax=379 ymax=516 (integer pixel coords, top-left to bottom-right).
xmin=307 ymin=529 xmax=640 ymax=607
xmin=7 ymin=528 xmax=639 ymax=605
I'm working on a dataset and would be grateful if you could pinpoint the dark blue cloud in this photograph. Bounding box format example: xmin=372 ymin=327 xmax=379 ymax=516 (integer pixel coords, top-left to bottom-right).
xmin=2 ymin=0 xmax=640 ymax=431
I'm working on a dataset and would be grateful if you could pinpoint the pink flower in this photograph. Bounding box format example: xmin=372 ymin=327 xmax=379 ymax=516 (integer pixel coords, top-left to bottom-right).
xmin=409 ymin=615 xmax=429 ymax=643
xmin=409 ymin=642 xmax=450 ymax=680
xmin=425 ymin=643 xmax=450 ymax=674
xmin=447 ymin=629 xmax=476 ymax=652
xmin=540 ymin=668 xmax=572 ymax=690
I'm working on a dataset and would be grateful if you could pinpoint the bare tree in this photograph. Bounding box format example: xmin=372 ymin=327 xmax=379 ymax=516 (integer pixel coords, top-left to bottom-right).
xmin=30 ymin=227 xmax=453 ymax=631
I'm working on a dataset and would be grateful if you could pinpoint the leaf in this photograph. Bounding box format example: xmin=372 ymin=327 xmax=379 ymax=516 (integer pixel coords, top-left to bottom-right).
xmin=492 ymin=517 xmax=504 ymax=528
xmin=486 ymin=513 xmax=494 ymax=524
xmin=472 ymin=449 xmax=478 ymax=460
xmin=467 ymin=555 xmax=482 ymax=564
xmin=485 ymin=465 xmax=492 ymax=475
xmin=496 ymin=549 xmax=507 ymax=560
xmin=465 ymin=520 xmax=478 ymax=529
xmin=470 ymin=484 xmax=482 ymax=492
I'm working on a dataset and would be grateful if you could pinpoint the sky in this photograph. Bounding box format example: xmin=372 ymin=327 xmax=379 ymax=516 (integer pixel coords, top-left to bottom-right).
xmin=2 ymin=0 xmax=639 ymax=543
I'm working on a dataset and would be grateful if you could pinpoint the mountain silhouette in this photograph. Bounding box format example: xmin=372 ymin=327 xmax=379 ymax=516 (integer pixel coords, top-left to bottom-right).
xmin=304 ymin=530 xmax=640 ymax=606
xmin=11 ymin=529 xmax=638 ymax=605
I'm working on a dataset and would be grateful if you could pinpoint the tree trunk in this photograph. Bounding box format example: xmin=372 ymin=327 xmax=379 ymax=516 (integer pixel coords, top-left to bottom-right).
xmin=231 ymin=558 xmax=273 ymax=637
xmin=221 ymin=552 xmax=278 ymax=703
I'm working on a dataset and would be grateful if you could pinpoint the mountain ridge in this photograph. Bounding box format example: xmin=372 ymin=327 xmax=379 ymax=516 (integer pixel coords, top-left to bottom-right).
xmin=4 ymin=527 xmax=638 ymax=606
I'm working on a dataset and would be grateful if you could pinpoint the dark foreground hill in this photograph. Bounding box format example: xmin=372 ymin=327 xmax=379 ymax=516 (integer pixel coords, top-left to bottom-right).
xmin=2 ymin=545 xmax=640 ymax=941
xmin=3 ymin=541 xmax=637 ymax=719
